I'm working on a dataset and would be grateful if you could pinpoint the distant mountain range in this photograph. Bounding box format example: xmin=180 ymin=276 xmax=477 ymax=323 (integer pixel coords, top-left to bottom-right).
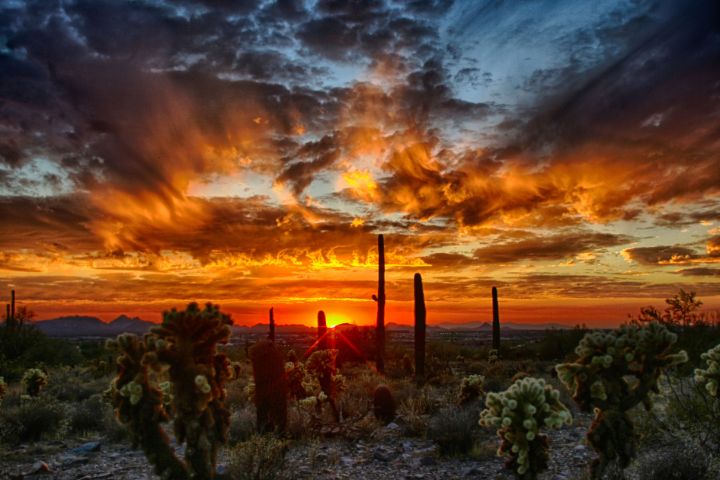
xmin=33 ymin=316 xmax=569 ymax=337
xmin=34 ymin=315 xmax=155 ymax=337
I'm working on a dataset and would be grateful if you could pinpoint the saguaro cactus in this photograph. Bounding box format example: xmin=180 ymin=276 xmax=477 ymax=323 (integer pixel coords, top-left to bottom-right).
xmin=250 ymin=340 xmax=288 ymax=432
xmin=555 ymin=322 xmax=687 ymax=479
xmin=11 ymin=289 xmax=15 ymax=327
xmin=268 ymin=307 xmax=275 ymax=342
xmin=492 ymin=286 xmax=500 ymax=352
xmin=372 ymin=234 xmax=386 ymax=373
xmin=414 ymin=272 xmax=426 ymax=382
xmin=107 ymin=302 xmax=234 ymax=480
xmin=317 ymin=310 xmax=328 ymax=350
xmin=480 ymin=377 xmax=572 ymax=479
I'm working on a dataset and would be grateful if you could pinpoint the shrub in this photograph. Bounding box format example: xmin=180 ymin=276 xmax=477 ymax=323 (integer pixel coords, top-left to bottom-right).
xmin=556 ymin=322 xmax=688 ymax=479
xmin=229 ymin=406 xmax=257 ymax=445
xmin=0 ymin=395 xmax=65 ymax=443
xmin=69 ymin=394 xmax=110 ymax=433
xmin=0 ymin=376 xmax=6 ymax=402
xmin=107 ymin=302 xmax=234 ymax=480
xmin=398 ymin=393 xmax=430 ymax=437
xmin=479 ymin=377 xmax=572 ymax=479
xmin=45 ymin=366 xmax=108 ymax=402
xmin=634 ymin=443 xmax=712 ymax=480
xmin=373 ymin=384 xmax=396 ymax=423
xmin=228 ymin=434 xmax=288 ymax=480
xmin=458 ymin=374 xmax=485 ymax=405
xmin=21 ymin=368 xmax=48 ymax=397
xmin=428 ymin=406 xmax=478 ymax=456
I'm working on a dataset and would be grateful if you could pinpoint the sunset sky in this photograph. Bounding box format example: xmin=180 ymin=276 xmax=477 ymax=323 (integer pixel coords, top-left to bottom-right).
xmin=1 ymin=0 xmax=719 ymax=327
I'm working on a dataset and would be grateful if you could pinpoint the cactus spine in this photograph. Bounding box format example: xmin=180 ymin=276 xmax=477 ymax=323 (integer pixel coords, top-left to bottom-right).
xmin=269 ymin=307 xmax=275 ymax=342
xmin=556 ymin=322 xmax=688 ymax=479
xmin=374 ymin=234 xmax=386 ymax=374
xmin=107 ymin=302 xmax=234 ymax=480
xmin=414 ymin=272 xmax=426 ymax=382
xmin=492 ymin=286 xmax=500 ymax=352
xmin=317 ymin=310 xmax=328 ymax=350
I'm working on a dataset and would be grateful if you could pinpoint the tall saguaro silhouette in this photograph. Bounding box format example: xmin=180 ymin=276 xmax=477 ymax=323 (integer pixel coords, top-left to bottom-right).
xmin=372 ymin=234 xmax=386 ymax=374
xmin=492 ymin=286 xmax=500 ymax=351
xmin=414 ymin=273 xmax=426 ymax=382
xmin=317 ymin=310 xmax=328 ymax=350
xmin=268 ymin=307 xmax=275 ymax=342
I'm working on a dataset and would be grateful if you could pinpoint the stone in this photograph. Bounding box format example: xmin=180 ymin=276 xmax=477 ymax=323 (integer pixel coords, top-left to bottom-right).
xmin=69 ymin=441 xmax=101 ymax=455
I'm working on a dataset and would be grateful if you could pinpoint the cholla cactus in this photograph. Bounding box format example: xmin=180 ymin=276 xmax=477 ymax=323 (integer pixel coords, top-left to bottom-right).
xmin=285 ymin=360 xmax=308 ymax=401
xmin=459 ymin=374 xmax=485 ymax=405
xmin=306 ymin=349 xmax=343 ymax=421
xmin=22 ymin=368 xmax=48 ymax=397
xmin=107 ymin=302 xmax=233 ymax=480
xmin=556 ymin=322 xmax=687 ymax=479
xmin=479 ymin=377 xmax=571 ymax=479
xmin=488 ymin=349 xmax=499 ymax=364
xmin=695 ymin=344 xmax=720 ymax=397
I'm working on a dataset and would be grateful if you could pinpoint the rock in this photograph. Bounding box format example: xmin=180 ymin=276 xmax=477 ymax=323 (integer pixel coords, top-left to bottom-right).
xmin=340 ymin=456 xmax=354 ymax=467
xmin=464 ymin=466 xmax=483 ymax=477
xmin=419 ymin=455 xmax=436 ymax=466
xmin=373 ymin=446 xmax=394 ymax=462
xmin=385 ymin=422 xmax=400 ymax=431
xmin=29 ymin=461 xmax=52 ymax=475
xmin=69 ymin=441 xmax=101 ymax=455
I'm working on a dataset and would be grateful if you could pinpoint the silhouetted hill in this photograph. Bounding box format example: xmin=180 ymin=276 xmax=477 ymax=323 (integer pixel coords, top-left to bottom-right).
xmin=386 ymin=321 xmax=570 ymax=331
xmin=35 ymin=315 xmax=154 ymax=337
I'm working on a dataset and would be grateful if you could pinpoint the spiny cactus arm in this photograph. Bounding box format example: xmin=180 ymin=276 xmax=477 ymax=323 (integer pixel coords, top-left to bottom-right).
xmin=107 ymin=334 xmax=188 ymax=480
xmin=480 ymin=377 xmax=571 ymax=479
xmin=695 ymin=344 xmax=720 ymax=397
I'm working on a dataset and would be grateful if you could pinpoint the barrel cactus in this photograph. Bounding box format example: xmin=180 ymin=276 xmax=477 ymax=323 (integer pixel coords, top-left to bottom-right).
xmin=479 ymin=377 xmax=571 ymax=479
xmin=555 ymin=322 xmax=687 ymax=479
xmin=373 ymin=384 xmax=396 ymax=423
xmin=22 ymin=368 xmax=48 ymax=397
xmin=107 ymin=302 xmax=234 ymax=480
xmin=695 ymin=343 xmax=720 ymax=397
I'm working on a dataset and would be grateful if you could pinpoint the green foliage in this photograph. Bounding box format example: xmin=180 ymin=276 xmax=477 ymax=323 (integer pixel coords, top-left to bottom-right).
xmin=69 ymin=394 xmax=111 ymax=433
xmin=635 ymin=443 xmax=713 ymax=480
xmin=428 ymin=406 xmax=479 ymax=456
xmin=228 ymin=434 xmax=288 ymax=480
xmin=695 ymin=343 xmax=720 ymax=396
xmin=458 ymin=374 xmax=485 ymax=405
xmin=0 ymin=376 xmax=6 ymax=402
xmin=372 ymin=384 xmax=396 ymax=423
xmin=250 ymin=340 xmax=288 ymax=433
xmin=107 ymin=302 xmax=233 ymax=480
xmin=228 ymin=406 xmax=256 ymax=445
xmin=479 ymin=377 xmax=571 ymax=479
xmin=22 ymin=368 xmax=48 ymax=397
xmin=0 ymin=395 xmax=65 ymax=443
xmin=556 ymin=322 xmax=688 ymax=479
xmin=0 ymin=325 xmax=82 ymax=381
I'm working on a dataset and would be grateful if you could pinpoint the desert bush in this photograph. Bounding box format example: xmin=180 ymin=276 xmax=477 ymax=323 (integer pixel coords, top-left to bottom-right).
xmin=634 ymin=443 xmax=713 ymax=480
xmin=458 ymin=374 xmax=485 ymax=405
xmin=229 ymin=406 xmax=257 ymax=445
xmin=0 ymin=376 xmax=6 ymax=402
xmin=0 ymin=395 xmax=65 ymax=443
xmin=0 ymin=325 xmax=83 ymax=381
xmin=21 ymin=368 xmax=48 ymax=396
xmin=397 ymin=392 xmax=430 ymax=436
xmin=479 ymin=377 xmax=572 ymax=479
xmin=556 ymin=322 xmax=688 ymax=479
xmin=428 ymin=406 xmax=479 ymax=456
xmin=228 ymin=434 xmax=288 ymax=480
xmin=69 ymin=394 xmax=110 ymax=433
xmin=45 ymin=366 xmax=108 ymax=402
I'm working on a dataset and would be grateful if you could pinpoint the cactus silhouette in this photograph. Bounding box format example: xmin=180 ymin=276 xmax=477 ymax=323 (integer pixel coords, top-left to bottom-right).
xmin=250 ymin=340 xmax=288 ymax=432
xmin=107 ymin=302 xmax=233 ymax=480
xmin=372 ymin=234 xmax=386 ymax=373
xmin=695 ymin=343 xmax=720 ymax=397
xmin=268 ymin=307 xmax=275 ymax=342
xmin=556 ymin=322 xmax=687 ymax=479
xmin=480 ymin=377 xmax=572 ymax=479
xmin=414 ymin=273 xmax=426 ymax=382
xmin=317 ymin=310 xmax=328 ymax=350
xmin=492 ymin=286 xmax=500 ymax=352
xmin=373 ymin=384 xmax=396 ymax=423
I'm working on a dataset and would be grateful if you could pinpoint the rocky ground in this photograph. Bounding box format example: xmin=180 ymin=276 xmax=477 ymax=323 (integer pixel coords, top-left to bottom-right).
xmin=0 ymin=415 xmax=594 ymax=480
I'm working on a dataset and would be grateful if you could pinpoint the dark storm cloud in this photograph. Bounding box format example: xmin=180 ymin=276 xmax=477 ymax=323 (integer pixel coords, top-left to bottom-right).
xmin=623 ymin=238 xmax=720 ymax=266
xmin=473 ymin=231 xmax=633 ymax=264
xmin=677 ymin=268 xmax=720 ymax=277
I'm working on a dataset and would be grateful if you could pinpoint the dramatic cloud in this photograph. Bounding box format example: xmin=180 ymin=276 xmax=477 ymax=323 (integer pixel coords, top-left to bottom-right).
xmin=1 ymin=0 xmax=719 ymax=324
